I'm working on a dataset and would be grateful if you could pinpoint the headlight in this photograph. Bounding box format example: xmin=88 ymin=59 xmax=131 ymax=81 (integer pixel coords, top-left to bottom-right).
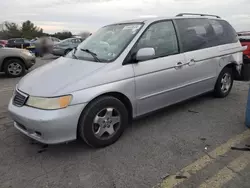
xmin=22 ymin=50 xmax=33 ymax=56
xmin=26 ymin=95 xmax=72 ymax=110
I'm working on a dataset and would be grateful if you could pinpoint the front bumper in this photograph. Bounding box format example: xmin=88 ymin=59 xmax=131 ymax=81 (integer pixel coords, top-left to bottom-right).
xmin=24 ymin=56 xmax=36 ymax=69
xmin=8 ymin=98 xmax=86 ymax=144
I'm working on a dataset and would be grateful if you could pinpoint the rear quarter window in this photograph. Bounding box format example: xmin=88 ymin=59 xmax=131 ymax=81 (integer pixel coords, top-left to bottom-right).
xmin=175 ymin=18 xmax=217 ymax=52
xmin=175 ymin=18 xmax=238 ymax=52
xmin=209 ymin=19 xmax=238 ymax=45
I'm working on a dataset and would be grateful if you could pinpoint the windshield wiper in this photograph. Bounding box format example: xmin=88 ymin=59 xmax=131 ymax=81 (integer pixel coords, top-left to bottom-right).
xmin=80 ymin=48 xmax=101 ymax=62
xmin=71 ymin=47 xmax=78 ymax=59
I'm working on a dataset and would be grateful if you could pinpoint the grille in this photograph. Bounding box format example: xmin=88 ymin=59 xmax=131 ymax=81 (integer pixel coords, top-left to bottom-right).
xmin=13 ymin=90 xmax=28 ymax=107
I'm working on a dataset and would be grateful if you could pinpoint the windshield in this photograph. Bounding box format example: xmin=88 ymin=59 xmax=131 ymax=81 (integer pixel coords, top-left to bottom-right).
xmin=68 ymin=23 xmax=143 ymax=62
xmin=239 ymin=35 xmax=250 ymax=40
xmin=59 ymin=38 xmax=71 ymax=44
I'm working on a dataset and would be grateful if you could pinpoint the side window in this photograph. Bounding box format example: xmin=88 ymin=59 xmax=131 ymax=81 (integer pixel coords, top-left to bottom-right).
xmin=76 ymin=39 xmax=82 ymax=43
xmin=210 ymin=20 xmax=223 ymax=36
xmin=175 ymin=19 xmax=217 ymax=52
xmin=8 ymin=39 xmax=14 ymax=44
xmin=15 ymin=39 xmax=24 ymax=43
xmin=135 ymin=21 xmax=179 ymax=58
xmin=209 ymin=19 xmax=238 ymax=45
xmin=72 ymin=39 xmax=78 ymax=43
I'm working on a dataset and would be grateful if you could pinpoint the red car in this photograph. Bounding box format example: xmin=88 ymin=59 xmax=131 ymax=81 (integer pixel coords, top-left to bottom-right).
xmin=0 ymin=40 xmax=7 ymax=47
xmin=239 ymin=35 xmax=250 ymax=63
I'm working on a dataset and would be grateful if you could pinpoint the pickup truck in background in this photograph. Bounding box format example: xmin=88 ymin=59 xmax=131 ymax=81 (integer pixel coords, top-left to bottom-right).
xmin=239 ymin=35 xmax=250 ymax=63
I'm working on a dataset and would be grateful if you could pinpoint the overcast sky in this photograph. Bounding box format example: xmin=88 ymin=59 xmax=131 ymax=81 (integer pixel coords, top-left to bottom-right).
xmin=1 ymin=0 xmax=249 ymax=34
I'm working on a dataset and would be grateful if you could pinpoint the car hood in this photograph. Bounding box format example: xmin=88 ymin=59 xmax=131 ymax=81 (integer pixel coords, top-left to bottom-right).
xmin=18 ymin=57 xmax=107 ymax=96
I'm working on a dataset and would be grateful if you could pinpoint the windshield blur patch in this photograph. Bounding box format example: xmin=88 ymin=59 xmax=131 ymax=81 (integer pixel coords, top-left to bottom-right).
xmin=72 ymin=22 xmax=143 ymax=62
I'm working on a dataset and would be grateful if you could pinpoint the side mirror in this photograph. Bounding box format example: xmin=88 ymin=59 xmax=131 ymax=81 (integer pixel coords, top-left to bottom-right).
xmin=136 ymin=48 xmax=155 ymax=62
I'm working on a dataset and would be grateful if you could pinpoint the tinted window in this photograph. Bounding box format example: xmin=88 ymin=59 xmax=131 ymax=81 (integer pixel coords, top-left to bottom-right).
xmin=72 ymin=39 xmax=79 ymax=43
xmin=15 ymin=39 xmax=24 ymax=43
xmin=135 ymin=21 xmax=179 ymax=58
xmin=60 ymin=39 xmax=70 ymax=45
xmin=176 ymin=18 xmax=238 ymax=52
xmin=209 ymin=19 xmax=238 ymax=45
xmin=8 ymin=39 xmax=15 ymax=43
xmin=74 ymin=38 xmax=82 ymax=43
xmin=175 ymin=19 xmax=217 ymax=52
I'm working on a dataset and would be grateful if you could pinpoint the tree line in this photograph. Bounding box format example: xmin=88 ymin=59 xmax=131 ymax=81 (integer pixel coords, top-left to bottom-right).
xmin=0 ymin=20 xmax=90 ymax=40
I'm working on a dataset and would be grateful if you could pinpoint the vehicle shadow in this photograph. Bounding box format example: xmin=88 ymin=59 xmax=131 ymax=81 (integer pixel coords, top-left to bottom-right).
xmin=130 ymin=92 xmax=213 ymax=127
xmin=0 ymin=73 xmax=7 ymax=78
xmin=41 ymin=54 xmax=60 ymax=60
xmin=0 ymin=73 xmax=20 ymax=81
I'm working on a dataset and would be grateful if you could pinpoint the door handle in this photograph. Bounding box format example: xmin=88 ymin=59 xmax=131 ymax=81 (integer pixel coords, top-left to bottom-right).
xmin=188 ymin=59 xmax=195 ymax=66
xmin=175 ymin=62 xmax=183 ymax=69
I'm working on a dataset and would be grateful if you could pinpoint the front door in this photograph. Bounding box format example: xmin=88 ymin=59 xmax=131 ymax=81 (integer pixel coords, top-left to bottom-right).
xmin=132 ymin=20 xmax=194 ymax=116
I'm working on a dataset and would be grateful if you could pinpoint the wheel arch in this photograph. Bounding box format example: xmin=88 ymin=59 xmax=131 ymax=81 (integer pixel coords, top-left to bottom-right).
xmin=76 ymin=91 xmax=134 ymax=139
xmin=222 ymin=62 xmax=239 ymax=79
xmin=1 ymin=56 xmax=26 ymax=71
xmin=79 ymin=91 xmax=133 ymax=122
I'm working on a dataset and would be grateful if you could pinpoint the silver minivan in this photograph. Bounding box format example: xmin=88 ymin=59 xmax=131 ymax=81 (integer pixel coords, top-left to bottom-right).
xmin=8 ymin=13 xmax=246 ymax=147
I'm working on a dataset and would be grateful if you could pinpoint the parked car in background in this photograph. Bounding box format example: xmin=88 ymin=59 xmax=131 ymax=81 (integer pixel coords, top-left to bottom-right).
xmin=0 ymin=44 xmax=4 ymax=48
xmin=239 ymin=35 xmax=250 ymax=63
xmin=0 ymin=47 xmax=35 ymax=77
xmin=0 ymin=40 xmax=8 ymax=47
xmin=51 ymin=38 xmax=83 ymax=56
xmin=6 ymin=38 xmax=31 ymax=49
xmin=8 ymin=13 xmax=246 ymax=148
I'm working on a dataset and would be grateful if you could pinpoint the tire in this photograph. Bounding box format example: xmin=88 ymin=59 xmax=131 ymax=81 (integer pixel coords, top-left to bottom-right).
xmin=214 ymin=67 xmax=233 ymax=98
xmin=3 ymin=58 xmax=26 ymax=78
xmin=78 ymin=96 xmax=128 ymax=148
xmin=64 ymin=49 xmax=72 ymax=56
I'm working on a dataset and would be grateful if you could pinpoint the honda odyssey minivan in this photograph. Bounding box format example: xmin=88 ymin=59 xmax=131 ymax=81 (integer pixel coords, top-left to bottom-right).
xmin=8 ymin=13 xmax=247 ymax=147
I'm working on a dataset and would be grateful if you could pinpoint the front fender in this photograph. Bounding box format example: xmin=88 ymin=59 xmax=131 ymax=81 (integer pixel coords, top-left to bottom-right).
xmin=70 ymin=77 xmax=136 ymax=116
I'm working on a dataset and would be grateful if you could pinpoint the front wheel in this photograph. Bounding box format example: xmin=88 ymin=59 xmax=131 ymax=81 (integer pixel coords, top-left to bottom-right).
xmin=214 ymin=67 xmax=233 ymax=98
xmin=78 ymin=96 xmax=128 ymax=148
xmin=3 ymin=58 xmax=25 ymax=78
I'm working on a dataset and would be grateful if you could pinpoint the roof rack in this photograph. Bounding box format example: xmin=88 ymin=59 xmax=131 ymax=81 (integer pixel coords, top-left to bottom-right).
xmin=176 ymin=13 xmax=221 ymax=18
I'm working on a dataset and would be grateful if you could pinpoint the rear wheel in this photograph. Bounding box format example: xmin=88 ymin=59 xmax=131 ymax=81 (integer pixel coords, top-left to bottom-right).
xmin=78 ymin=96 xmax=128 ymax=148
xmin=3 ymin=58 xmax=25 ymax=77
xmin=214 ymin=67 xmax=233 ymax=98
